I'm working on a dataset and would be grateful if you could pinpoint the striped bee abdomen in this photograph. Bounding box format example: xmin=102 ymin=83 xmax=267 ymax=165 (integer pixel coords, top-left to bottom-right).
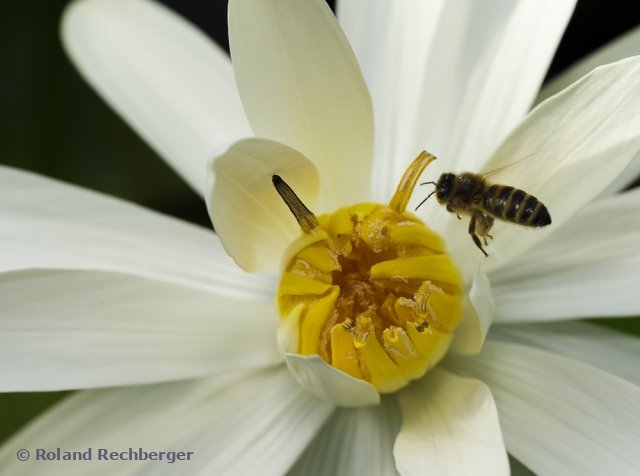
xmin=483 ymin=185 xmax=551 ymax=227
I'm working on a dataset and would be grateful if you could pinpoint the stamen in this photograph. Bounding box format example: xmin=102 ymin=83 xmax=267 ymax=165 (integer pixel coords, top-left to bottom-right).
xmin=275 ymin=153 xmax=463 ymax=395
xmin=330 ymin=322 xmax=362 ymax=379
xmin=272 ymin=174 xmax=319 ymax=232
xmin=389 ymin=151 xmax=437 ymax=213
xmin=382 ymin=327 xmax=427 ymax=380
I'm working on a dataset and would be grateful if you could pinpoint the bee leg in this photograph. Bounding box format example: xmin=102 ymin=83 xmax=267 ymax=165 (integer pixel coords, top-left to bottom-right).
xmin=475 ymin=214 xmax=495 ymax=246
xmin=446 ymin=203 xmax=462 ymax=220
xmin=468 ymin=214 xmax=489 ymax=257
xmin=472 ymin=235 xmax=488 ymax=257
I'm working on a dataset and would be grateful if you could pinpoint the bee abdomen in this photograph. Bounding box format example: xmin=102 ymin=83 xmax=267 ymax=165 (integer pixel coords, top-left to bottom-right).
xmin=483 ymin=185 xmax=551 ymax=227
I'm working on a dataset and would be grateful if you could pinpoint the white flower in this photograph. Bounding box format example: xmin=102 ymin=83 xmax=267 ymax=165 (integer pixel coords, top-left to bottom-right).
xmin=1 ymin=0 xmax=639 ymax=474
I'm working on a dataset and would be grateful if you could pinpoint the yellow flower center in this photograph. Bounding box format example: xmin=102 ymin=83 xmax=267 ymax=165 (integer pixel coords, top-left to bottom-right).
xmin=275 ymin=152 xmax=463 ymax=393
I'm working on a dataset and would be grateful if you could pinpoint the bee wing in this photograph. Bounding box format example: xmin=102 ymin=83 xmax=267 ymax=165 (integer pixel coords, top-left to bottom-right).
xmin=480 ymin=153 xmax=537 ymax=178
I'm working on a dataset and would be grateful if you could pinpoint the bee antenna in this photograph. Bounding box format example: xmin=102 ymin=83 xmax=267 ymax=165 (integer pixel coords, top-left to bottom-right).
xmin=420 ymin=181 xmax=437 ymax=186
xmin=415 ymin=190 xmax=435 ymax=211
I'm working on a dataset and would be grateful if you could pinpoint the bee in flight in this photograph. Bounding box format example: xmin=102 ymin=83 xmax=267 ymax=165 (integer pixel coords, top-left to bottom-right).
xmin=417 ymin=160 xmax=551 ymax=257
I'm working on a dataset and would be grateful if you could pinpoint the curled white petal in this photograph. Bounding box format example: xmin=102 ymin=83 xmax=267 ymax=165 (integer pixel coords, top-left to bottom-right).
xmin=394 ymin=368 xmax=509 ymax=476
xmin=284 ymin=353 xmax=380 ymax=407
xmin=207 ymin=138 xmax=320 ymax=273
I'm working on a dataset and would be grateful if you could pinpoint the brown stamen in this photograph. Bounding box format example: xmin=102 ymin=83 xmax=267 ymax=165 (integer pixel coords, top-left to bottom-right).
xmin=272 ymin=174 xmax=319 ymax=233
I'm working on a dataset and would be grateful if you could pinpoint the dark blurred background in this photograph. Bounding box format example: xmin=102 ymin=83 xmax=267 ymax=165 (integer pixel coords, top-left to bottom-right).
xmin=0 ymin=0 xmax=639 ymax=446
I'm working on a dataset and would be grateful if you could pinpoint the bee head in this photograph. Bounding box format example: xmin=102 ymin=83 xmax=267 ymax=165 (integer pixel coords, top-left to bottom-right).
xmin=435 ymin=173 xmax=455 ymax=203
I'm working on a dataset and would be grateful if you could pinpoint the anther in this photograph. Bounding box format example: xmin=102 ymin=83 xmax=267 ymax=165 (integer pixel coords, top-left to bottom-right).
xmin=414 ymin=319 xmax=429 ymax=333
xmin=342 ymin=318 xmax=356 ymax=331
xmin=272 ymin=175 xmax=319 ymax=233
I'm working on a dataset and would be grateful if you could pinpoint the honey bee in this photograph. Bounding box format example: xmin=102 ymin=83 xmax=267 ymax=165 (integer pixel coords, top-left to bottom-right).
xmin=418 ymin=170 xmax=551 ymax=257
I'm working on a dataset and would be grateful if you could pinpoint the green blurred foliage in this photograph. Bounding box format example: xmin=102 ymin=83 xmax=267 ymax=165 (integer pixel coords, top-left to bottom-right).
xmin=594 ymin=317 xmax=640 ymax=337
xmin=0 ymin=393 xmax=70 ymax=444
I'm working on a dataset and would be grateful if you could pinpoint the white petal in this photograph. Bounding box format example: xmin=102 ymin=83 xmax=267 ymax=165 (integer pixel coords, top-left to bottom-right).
xmin=489 ymin=321 xmax=640 ymax=386
xmin=337 ymin=0 xmax=444 ymax=203
xmin=0 ymin=367 xmax=334 ymax=476
xmin=448 ymin=342 xmax=640 ymax=475
xmin=394 ymin=368 xmax=509 ymax=476
xmin=0 ymin=165 xmax=274 ymax=299
xmin=206 ymin=138 xmax=320 ymax=272
xmin=490 ymin=188 xmax=640 ymax=322
xmin=0 ymin=269 xmax=280 ymax=391
xmin=445 ymin=56 xmax=640 ymax=276
xmin=152 ymin=368 xmax=334 ymax=475
xmin=451 ymin=264 xmax=495 ymax=355
xmin=289 ymin=398 xmax=401 ymax=476
xmin=284 ymin=354 xmax=380 ymax=407
xmin=62 ymin=0 xmax=251 ymax=195
xmin=537 ymin=26 xmax=640 ymax=104
xmin=536 ymin=26 xmax=640 ymax=197
xmin=228 ymin=0 xmax=373 ymax=211
xmin=339 ymin=0 xmax=575 ymax=203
